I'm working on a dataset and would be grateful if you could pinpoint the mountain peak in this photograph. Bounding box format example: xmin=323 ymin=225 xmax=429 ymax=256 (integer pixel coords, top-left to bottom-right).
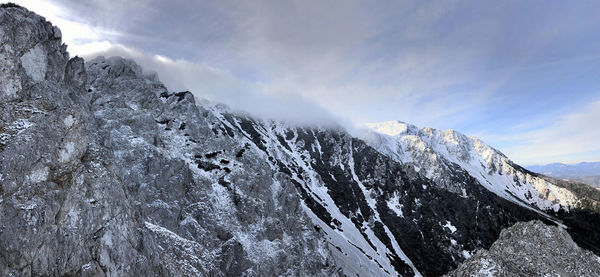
xmin=365 ymin=120 xmax=418 ymax=136
xmin=0 ymin=4 xmax=69 ymax=101
xmin=362 ymin=119 xmax=585 ymax=212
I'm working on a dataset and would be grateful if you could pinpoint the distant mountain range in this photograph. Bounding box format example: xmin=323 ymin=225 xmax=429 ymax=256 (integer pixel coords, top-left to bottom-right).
xmin=528 ymin=162 xmax=600 ymax=188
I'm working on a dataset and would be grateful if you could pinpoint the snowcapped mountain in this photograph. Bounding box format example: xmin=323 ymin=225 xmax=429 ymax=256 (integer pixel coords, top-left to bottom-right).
xmin=363 ymin=120 xmax=586 ymax=213
xmin=1 ymin=5 xmax=600 ymax=277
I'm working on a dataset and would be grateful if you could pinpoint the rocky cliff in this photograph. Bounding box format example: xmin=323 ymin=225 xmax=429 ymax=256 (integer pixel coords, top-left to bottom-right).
xmin=0 ymin=6 xmax=335 ymax=276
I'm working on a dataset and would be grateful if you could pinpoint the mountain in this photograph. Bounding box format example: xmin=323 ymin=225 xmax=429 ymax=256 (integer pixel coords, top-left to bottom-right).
xmin=445 ymin=220 xmax=600 ymax=277
xmin=1 ymin=5 xmax=600 ymax=277
xmin=528 ymin=162 xmax=600 ymax=188
xmin=0 ymin=6 xmax=336 ymax=276
xmin=362 ymin=120 xmax=600 ymax=249
xmin=363 ymin=121 xmax=593 ymax=212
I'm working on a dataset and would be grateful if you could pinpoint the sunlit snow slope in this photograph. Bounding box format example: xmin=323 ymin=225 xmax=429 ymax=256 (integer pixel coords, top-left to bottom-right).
xmin=364 ymin=120 xmax=580 ymax=213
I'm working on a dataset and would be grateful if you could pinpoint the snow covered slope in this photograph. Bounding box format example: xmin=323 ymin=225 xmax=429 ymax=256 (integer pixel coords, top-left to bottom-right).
xmin=206 ymin=114 xmax=548 ymax=276
xmin=364 ymin=121 xmax=580 ymax=212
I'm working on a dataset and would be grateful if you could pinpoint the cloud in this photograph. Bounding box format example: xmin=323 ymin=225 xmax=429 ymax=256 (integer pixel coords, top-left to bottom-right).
xmin=80 ymin=43 xmax=343 ymax=127
xmin=13 ymin=0 xmax=123 ymax=51
xmin=496 ymin=100 xmax=600 ymax=165
xmin=18 ymin=0 xmax=557 ymax=129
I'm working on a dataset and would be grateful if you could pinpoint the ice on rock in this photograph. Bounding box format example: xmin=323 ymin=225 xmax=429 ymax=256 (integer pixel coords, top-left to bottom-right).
xmin=443 ymin=221 xmax=457 ymax=233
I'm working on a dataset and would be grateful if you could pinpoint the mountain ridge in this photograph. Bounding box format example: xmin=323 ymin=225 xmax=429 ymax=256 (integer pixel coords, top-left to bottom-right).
xmin=528 ymin=162 xmax=600 ymax=188
xmin=1 ymin=5 xmax=600 ymax=277
xmin=362 ymin=120 xmax=592 ymax=212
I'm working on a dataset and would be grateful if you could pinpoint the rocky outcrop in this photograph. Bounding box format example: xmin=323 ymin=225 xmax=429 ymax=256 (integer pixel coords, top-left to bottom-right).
xmin=445 ymin=220 xmax=600 ymax=277
xmin=0 ymin=5 xmax=336 ymax=276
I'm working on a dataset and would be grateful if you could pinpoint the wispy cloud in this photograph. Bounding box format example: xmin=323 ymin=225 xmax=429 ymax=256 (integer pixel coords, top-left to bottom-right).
xmin=484 ymin=100 xmax=600 ymax=165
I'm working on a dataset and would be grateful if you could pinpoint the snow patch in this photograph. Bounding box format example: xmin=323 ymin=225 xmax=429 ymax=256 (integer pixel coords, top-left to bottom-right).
xmin=443 ymin=221 xmax=457 ymax=233
xmin=29 ymin=166 xmax=49 ymax=183
xmin=462 ymin=250 xmax=472 ymax=259
xmin=63 ymin=115 xmax=75 ymax=127
xmin=81 ymin=262 xmax=93 ymax=271
xmin=20 ymin=44 xmax=47 ymax=82
xmin=59 ymin=141 xmax=76 ymax=163
xmin=387 ymin=193 xmax=404 ymax=218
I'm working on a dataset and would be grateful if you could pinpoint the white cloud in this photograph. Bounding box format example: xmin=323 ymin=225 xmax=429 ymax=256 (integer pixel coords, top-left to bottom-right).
xmin=13 ymin=0 xmax=123 ymax=56
xmin=80 ymin=43 xmax=342 ymax=127
xmin=499 ymin=100 xmax=600 ymax=165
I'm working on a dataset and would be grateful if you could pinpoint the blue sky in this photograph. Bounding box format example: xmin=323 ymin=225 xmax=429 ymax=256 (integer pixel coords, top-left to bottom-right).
xmin=16 ymin=0 xmax=600 ymax=165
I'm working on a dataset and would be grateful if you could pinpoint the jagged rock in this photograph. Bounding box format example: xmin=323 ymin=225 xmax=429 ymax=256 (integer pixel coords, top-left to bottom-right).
xmin=64 ymin=56 xmax=87 ymax=92
xmin=445 ymin=220 xmax=600 ymax=277
xmin=0 ymin=6 xmax=337 ymax=277
xmin=364 ymin=120 xmax=584 ymax=211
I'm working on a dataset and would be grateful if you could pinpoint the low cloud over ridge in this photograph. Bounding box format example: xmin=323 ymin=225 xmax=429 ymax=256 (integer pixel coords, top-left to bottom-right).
xmin=14 ymin=0 xmax=600 ymax=165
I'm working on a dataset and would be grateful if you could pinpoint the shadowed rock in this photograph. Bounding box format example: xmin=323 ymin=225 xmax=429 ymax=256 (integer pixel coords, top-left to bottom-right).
xmin=445 ymin=220 xmax=600 ymax=277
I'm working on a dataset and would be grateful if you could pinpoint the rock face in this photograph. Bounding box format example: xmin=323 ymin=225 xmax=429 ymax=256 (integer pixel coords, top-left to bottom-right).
xmin=0 ymin=6 xmax=336 ymax=276
xmin=445 ymin=220 xmax=600 ymax=277
xmin=2 ymin=5 xmax=600 ymax=277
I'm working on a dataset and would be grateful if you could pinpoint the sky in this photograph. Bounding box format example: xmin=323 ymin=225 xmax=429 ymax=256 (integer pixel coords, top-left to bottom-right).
xmin=13 ymin=0 xmax=600 ymax=166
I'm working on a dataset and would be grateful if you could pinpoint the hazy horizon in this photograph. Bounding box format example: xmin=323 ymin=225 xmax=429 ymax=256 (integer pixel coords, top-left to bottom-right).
xmin=14 ymin=0 xmax=600 ymax=166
